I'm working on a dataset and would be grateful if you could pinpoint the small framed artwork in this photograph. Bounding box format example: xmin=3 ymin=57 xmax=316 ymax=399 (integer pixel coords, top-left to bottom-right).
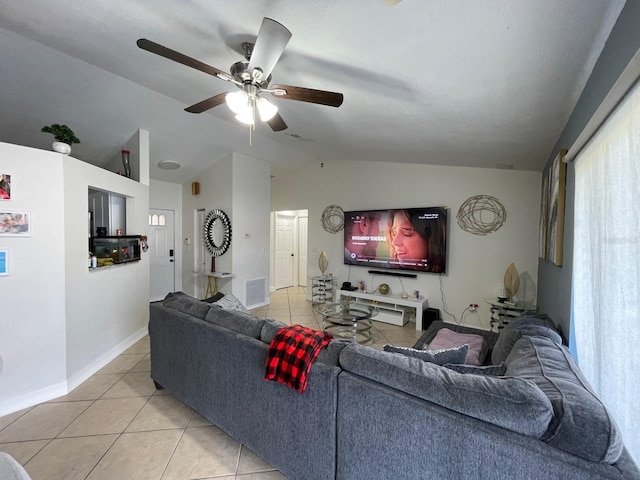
xmin=0 ymin=211 xmax=31 ymax=236
xmin=0 ymin=173 xmax=10 ymax=200
xmin=0 ymin=250 xmax=8 ymax=275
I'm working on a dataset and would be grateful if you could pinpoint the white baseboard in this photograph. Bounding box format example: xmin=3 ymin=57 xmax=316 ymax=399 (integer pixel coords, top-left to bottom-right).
xmin=0 ymin=326 xmax=148 ymax=417
xmin=0 ymin=381 xmax=68 ymax=417
xmin=66 ymin=326 xmax=148 ymax=391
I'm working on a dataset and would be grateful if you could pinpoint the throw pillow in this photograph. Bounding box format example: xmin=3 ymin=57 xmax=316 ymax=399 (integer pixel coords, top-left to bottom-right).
xmin=427 ymin=328 xmax=487 ymax=365
xmin=203 ymin=292 xmax=225 ymax=303
xmin=383 ymin=343 xmax=469 ymax=365
xmin=491 ymin=314 xmax=563 ymax=364
xmin=213 ymin=292 xmax=250 ymax=313
xmin=443 ymin=362 xmax=506 ymax=376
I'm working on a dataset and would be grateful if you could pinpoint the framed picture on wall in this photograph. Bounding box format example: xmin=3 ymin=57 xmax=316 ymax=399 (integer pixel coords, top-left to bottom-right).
xmin=0 ymin=173 xmax=10 ymax=200
xmin=0 ymin=250 xmax=8 ymax=275
xmin=539 ymin=149 xmax=567 ymax=266
xmin=0 ymin=211 xmax=31 ymax=236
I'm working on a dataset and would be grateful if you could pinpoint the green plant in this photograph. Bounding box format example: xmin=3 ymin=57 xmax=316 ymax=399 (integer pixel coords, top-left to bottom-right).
xmin=41 ymin=124 xmax=81 ymax=145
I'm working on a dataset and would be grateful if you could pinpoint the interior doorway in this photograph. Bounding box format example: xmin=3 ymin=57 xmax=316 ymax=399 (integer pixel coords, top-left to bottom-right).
xmin=272 ymin=209 xmax=308 ymax=290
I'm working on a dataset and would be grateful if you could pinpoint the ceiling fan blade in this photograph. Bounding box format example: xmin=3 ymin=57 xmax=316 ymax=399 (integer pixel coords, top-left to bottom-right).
xmin=267 ymin=113 xmax=288 ymax=132
xmin=247 ymin=18 xmax=292 ymax=81
xmin=270 ymin=84 xmax=344 ymax=107
xmin=184 ymin=93 xmax=229 ymax=114
xmin=137 ymin=38 xmax=230 ymax=79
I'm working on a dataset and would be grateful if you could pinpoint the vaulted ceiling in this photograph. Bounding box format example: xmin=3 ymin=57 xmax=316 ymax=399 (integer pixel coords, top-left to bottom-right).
xmin=0 ymin=0 xmax=625 ymax=183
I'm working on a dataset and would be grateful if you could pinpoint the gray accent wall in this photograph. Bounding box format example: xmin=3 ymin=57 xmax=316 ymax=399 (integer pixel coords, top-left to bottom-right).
xmin=537 ymin=0 xmax=640 ymax=338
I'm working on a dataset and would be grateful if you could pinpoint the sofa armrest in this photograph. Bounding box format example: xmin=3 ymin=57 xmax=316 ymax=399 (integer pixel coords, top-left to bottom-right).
xmin=0 ymin=452 xmax=31 ymax=480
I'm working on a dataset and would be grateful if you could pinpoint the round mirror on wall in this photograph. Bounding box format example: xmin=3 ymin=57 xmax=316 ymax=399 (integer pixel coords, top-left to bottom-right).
xmin=203 ymin=209 xmax=232 ymax=256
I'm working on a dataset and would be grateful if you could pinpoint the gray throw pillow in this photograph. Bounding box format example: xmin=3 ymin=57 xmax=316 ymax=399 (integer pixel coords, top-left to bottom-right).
xmin=492 ymin=314 xmax=563 ymax=364
xmin=383 ymin=344 xmax=469 ymax=365
xmin=444 ymin=362 xmax=506 ymax=376
xmin=212 ymin=292 xmax=250 ymax=313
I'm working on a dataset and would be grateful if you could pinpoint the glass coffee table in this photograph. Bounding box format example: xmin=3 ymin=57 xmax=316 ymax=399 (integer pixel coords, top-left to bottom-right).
xmin=315 ymin=301 xmax=379 ymax=344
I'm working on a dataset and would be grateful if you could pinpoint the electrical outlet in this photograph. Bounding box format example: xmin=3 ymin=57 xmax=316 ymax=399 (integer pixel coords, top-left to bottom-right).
xmin=469 ymin=303 xmax=479 ymax=312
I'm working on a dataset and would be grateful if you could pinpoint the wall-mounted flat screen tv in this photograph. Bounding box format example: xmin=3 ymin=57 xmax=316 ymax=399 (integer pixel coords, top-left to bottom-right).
xmin=344 ymin=207 xmax=447 ymax=273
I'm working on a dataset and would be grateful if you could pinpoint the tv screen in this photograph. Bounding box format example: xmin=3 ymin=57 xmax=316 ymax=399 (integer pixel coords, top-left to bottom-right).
xmin=344 ymin=207 xmax=447 ymax=273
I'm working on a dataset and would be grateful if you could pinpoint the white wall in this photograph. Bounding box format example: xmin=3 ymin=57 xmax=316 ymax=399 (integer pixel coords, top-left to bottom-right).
xmin=64 ymin=157 xmax=149 ymax=387
xmin=0 ymin=143 xmax=68 ymax=410
xmin=103 ymin=129 xmax=151 ymax=185
xmin=230 ymin=153 xmax=271 ymax=306
xmin=182 ymin=155 xmax=234 ymax=297
xmin=180 ymin=153 xmax=270 ymax=304
xmin=271 ymin=159 xmax=541 ymax=330
xmin=0 ymin=141 xmax=149 ymax=415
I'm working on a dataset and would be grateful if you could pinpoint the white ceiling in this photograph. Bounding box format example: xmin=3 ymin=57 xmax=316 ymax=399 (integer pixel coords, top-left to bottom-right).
xmin=0 ymin=0 xmax=625 ymax=183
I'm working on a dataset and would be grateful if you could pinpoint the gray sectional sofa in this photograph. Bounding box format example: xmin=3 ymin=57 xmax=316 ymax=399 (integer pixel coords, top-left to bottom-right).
xmin=149 ymin=292 xmax=640 ymax=480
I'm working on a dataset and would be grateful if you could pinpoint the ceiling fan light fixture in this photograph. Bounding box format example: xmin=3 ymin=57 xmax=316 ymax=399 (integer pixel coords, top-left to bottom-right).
xmin=256 ymin=97 xmax=278 ymax=121
xmin=225 ymin=90 xmax=250 ymax=114
xmin=235 ymin=109 xmax=255 ymax=125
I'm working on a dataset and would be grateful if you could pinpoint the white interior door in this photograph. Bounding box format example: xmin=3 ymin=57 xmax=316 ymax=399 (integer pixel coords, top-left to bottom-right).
xmin=274 ymin=212 xmax=295 ymax=289
xmin=149 ymin=208 xmax=175 ymax=301
xmin=298 ymin=215 xmax=308 ymax=287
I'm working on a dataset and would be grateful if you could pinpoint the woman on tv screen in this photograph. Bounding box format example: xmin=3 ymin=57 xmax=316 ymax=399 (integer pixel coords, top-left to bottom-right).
xmin=387 ymin=208 xmax=446 ymax=272
xmin=344 ymin=207 xmax=447 ymax=273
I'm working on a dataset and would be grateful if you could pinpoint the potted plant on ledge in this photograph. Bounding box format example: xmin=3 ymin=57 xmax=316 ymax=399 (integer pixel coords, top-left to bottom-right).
xmin=41 ymin=124 xmax=81 ymax=155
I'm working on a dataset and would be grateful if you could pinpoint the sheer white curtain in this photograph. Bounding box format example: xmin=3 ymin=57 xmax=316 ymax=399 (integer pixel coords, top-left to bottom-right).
xmin=573 ymin=79 xmax=640 ymax=462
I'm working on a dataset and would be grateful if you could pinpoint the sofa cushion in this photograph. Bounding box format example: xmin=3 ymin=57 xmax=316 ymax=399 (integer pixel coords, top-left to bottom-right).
xmin=383 ymin=343 xmax=469 ymax=365
xmin=443 ymin=362 xmax=506 ymax=376
xmin=492 ymin=314 xmax=563 ymax=364
xmin=505 ymin=336 xmax=623 ymax=463
xmin=413 ymin=321 xmax=499 ymax=365
xmin=163 ymin=291 xmax=216 ymax=320
xmin=260 ymin=319 xmax=288 ymax=344
xmin=260 ymin=320 xmax=351 ymax=366
xmin=427 ymin=328 xmax=488 ymax=365
xmin=205 ymin=306 xmax=265 ymax=339
xmin=341 ymin=343 xmax=553 ymax=437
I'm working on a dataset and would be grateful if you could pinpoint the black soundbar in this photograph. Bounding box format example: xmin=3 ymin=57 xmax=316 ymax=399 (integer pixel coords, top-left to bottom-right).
xmin=368 ymin=270 xmax=417 ymax=279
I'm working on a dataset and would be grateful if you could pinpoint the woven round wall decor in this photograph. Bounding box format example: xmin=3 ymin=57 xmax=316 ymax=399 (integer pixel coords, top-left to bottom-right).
xmin=321 ymin=205 xmax=344 ymax=234
xmin=457 ymin=195 xmax=506 ymax=235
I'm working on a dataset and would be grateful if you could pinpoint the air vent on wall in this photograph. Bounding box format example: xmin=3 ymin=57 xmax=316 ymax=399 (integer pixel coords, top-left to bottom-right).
xmin=245 ymin=277 xmax=267 ymax=309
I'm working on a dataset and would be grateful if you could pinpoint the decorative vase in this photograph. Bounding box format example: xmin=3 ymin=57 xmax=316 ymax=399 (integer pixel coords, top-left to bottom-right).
xmin=121 ymin=149 xmax=131 ymax=178
xmin=52 ymin=141 xmax=71 ymax=155
xmin=318 ymin=251 xmax=329 ymax=274
xmin=504 ymin=263 xmax=520 ymax=301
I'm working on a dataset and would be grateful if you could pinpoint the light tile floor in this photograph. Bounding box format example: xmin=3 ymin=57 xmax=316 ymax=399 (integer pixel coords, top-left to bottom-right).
xmin=0 ymin=286 xmax=421 ymax=480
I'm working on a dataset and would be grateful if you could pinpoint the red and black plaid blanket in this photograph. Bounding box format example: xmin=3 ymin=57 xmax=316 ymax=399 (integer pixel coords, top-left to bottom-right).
xmin=265 ymin=325 xmax=333 ymax=393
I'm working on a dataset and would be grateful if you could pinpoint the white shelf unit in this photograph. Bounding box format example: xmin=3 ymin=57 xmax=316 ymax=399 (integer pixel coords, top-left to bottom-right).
xmin=339 ymin=290 xmax=428 ymax=330
xmin=312 ymin=275 xmax=336 ymax=304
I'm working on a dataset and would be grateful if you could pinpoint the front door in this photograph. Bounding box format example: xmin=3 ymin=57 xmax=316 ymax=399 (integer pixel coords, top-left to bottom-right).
xmin=149 ymin=208 xmax=175 ymax=301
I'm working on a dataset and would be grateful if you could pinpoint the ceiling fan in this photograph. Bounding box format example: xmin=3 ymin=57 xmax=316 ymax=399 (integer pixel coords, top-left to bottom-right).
xmin=137 ymin=18 xmax=344 ymax=133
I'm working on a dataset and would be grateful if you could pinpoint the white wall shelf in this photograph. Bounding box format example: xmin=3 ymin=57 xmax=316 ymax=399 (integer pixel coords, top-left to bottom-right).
xmin=339 ymin=290 xmax=428 ymax=330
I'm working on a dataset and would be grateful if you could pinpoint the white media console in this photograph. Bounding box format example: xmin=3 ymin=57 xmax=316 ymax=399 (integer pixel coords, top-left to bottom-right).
xmin=338 ymin=290 xmax=429 ymax=330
